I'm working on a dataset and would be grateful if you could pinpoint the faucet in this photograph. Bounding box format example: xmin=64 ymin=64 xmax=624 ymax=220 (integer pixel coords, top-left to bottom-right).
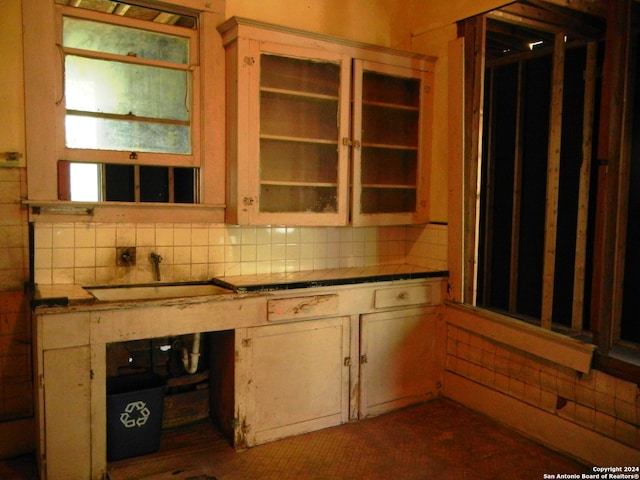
xmin=150 ymin=252 xmax=163 ymax=282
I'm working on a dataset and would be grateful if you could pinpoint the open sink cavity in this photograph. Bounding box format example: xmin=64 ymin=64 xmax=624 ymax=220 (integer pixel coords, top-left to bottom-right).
xmin=85 ymin=283 xmax=233 ymax=302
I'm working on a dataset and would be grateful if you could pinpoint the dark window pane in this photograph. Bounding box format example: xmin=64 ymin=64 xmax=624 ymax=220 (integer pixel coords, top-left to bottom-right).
xmin=105 ymin=164 xmax=135 ymax=201
xmin=174 ymin=168 xmax=196 ymax=203
xmin=140 ymin=166 xmax=169 ymax=202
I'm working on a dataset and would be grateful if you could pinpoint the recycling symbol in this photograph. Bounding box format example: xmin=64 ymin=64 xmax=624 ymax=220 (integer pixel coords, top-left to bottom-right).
xmin=119 ymin=400 xmax=151 ymax=428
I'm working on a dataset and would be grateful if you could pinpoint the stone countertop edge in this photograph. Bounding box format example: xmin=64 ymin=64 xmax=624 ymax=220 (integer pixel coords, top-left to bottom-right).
xmin=212 ymin=267 xmax=449 ymax=293
xmin=30 ymin=266 xmax=449 ymax=308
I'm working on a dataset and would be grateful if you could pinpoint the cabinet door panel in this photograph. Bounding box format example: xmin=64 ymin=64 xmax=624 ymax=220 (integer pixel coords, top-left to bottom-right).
xmin=360 ymin=308 xmax=437 ymax=418
xmin=352 ymin=60 xmax=432 ymax=226
xmin=248 ymin=317 xmax=350 ymax=445
xmin=248 ymin=43 xmax=351 ymax=225
xmin=43 ymin=347 xmax=92 ymax=479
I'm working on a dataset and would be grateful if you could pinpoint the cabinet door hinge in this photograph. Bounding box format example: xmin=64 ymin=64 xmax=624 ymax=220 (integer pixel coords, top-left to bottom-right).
xmin=344 ymin=357 xmax=351 ymax=366
xmin=242 ymin=338 xmax=252 ymax=347
xmin=244 ymin=56 xmax=255 ymax=66
xmin=360 ymin=354 xmax=368 ymax=364
xmin=243 ymin=196 xmax=255 ymax=206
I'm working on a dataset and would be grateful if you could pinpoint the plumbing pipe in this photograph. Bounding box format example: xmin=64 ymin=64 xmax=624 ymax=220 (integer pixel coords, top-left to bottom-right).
xmin=181 ymin=332 xmax=201 ymax=374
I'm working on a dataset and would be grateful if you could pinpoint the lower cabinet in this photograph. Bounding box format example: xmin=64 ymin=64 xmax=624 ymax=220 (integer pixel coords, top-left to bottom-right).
xmin=239 ymin=316 xmax=351 ymax=446
xmin=236 ymin=302 xmax=442 ymax=447
xmin=359 ymin=306 xmax=439 ymax=418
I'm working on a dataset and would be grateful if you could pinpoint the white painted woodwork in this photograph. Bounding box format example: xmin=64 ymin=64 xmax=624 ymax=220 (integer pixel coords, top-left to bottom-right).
xmin=267 ymin=294 xmax=339 ymax=322
xmin=43 ymin=347 xmax=92 ymax=480
xmin=219 ymin=17 xmax=436 ymax=226
xmin=245 ymin=317 xmax=350 ymax=445
xmin=34 ymin=277 xmax=446 ymax=479
xmin=22 ymin=3 xmax=227 ymax=223
xmin=351 ymin=59 xmax=433 ymax=226
xmin=373 ymin=284 xmax=434 ymax=309
xmin=359 ymin=307 xmax=439 ymax=418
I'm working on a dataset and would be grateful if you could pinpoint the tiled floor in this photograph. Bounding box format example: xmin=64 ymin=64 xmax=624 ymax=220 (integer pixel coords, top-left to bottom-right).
xmin=1 ymin=399 xmax=589 ymax=480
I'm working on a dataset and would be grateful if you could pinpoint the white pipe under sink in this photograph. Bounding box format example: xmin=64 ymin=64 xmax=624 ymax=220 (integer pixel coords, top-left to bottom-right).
xmin=181 ymin=332 xmax=201 ymax=374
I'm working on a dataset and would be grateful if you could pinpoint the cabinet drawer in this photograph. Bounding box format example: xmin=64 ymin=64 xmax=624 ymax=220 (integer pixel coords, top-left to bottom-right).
xmin=374 ymin=285 xmax=432 ymax=309
xmin=267 ymin=294 xmax=339 ymax=322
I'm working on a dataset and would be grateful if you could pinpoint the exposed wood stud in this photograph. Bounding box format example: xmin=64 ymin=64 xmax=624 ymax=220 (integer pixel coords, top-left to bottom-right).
xmin=541 ymin=31 xmax=565 ymax=329
xmin=572 ymin=41 xmax=597 ymax=332
xmin=462 ymin=16 xmax=486 ymax=305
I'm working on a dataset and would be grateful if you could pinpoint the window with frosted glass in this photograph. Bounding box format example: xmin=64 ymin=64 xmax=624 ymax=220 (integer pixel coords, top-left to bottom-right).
xmin=62 ymin=16 xmax=191 ymax=154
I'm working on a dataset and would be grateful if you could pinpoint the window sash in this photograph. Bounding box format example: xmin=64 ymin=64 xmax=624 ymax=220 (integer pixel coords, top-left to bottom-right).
xmin=55 ymin=4 xmax=200 ymax=168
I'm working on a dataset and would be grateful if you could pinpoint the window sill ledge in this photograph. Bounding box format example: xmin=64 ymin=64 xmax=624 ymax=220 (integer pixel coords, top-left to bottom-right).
xmin=445 ymin=301 xmax=596 ymax=374
xmin=594 ymin=348 xmax=640 ymax=384
xmin=25 ymin=200 xmax=226 ymax=224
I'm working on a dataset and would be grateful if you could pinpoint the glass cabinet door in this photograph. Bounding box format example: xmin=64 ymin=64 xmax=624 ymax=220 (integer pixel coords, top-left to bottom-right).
xmin=252 ymin=47 xmax=351 ymax=225
xmin=351 ymin=60 xmax=429 ymax=226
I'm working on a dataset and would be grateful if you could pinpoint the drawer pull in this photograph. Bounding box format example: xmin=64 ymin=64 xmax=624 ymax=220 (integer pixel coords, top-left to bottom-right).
xmin=268 ymin=294 xmax=339 ymax=322
xmin=294 ymin=302 xmax=313 ymax=314
xmin=374 ymin=285 xmax=433 ymax=308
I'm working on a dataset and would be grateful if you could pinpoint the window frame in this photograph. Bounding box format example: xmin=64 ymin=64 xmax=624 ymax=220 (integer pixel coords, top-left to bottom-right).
xmin=457 ymin=2 xmax=640 ymax=382
xmin=23 ymin=0 xmax=226 ymax=221
xmin=55 ymin=5 xmax=201 ymax=169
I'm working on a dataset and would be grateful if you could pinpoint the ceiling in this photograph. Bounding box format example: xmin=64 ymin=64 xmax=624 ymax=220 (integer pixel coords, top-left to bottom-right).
xmin=485 ymin=0 xmax=610 ymax=62
xmin=54 ymin=0 xmax=198 ymax=28
xmin=54 ymin=0 xmax=632 ymax=63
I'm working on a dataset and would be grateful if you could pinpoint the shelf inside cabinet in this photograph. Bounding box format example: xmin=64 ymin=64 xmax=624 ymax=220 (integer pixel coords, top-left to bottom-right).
xmin=260 ymin=138 xmax=339 ymax=184
xmin=262 ymin=180 xmax=338 ymax=187
xmin=360 ymin=146 xmax=417 ymax=186
xmin=361 ymin=100 xmax=419 ymax=112
xmin=261 ymin=54 xmax=341 ymax=97
xmin=261 ymin=91 xmax=339 ymax=142
xmin=360 ymin=187 xmax=417 ymax=214
xmin=260 ymin=134 xmax=338 ymax=146
xmin=361 ymin=184 xmax=417 ymax=189
xmin=260 ymin=183 xmax=338 ymax=213
xmin=362 ymin=71 xmax=420 ymax=107
xmin=261 ymin=87 xmax=339 ymax=103
xmin=361 ymin=104 xmax=419 ymax=147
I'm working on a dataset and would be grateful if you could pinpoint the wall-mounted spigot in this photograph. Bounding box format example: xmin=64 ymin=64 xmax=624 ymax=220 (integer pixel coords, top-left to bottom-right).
xmin=150 ymin=252 xmax=163 ymax=282
xmin=116 ymin=247 xmax=137 ymax=266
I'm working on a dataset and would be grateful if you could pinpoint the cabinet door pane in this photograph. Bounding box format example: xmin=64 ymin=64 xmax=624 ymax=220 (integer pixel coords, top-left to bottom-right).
xmin=259 ymin=54 xmax=341 ymax=214
xmin=355 ymin=65 xmax=424 ymax=220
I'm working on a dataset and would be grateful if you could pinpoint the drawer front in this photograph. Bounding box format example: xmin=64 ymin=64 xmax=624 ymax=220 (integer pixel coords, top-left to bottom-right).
xmin=374 ymin=285 xmax=432 ymax=309
xmin=267 ymin=294 xmax=339 ymax=322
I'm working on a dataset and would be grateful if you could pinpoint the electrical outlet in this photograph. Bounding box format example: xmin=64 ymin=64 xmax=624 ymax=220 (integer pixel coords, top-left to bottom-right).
xmin=116 ymin=247 xmax=137 ymax=266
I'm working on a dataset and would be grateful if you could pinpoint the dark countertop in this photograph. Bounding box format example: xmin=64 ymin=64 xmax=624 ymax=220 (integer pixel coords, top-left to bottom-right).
xmin=212 ymin=264 xmax=448 ymax=292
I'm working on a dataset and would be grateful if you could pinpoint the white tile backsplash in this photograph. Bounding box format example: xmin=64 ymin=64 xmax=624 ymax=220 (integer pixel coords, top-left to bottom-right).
xmin=33 ymin=222 xmax=448 ymax=285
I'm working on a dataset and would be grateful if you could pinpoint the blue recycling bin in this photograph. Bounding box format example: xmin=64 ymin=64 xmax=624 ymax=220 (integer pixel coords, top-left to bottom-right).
xmin=106 ymin=373 xmax=166 ymax=461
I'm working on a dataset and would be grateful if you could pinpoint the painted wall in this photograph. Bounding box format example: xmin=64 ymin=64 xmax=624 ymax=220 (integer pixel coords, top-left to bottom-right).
xmin=226 ymin=0 xmax=411 ymax=49
xmin=410 ymin=0 xmax=509 ymax=36
xmin=11 ymin=0 xmax=611 ymax=464
xmin=0 ymin=0 xmax=456 ymax=458
xmin=0 ymin=0 xmax=33 ymax=458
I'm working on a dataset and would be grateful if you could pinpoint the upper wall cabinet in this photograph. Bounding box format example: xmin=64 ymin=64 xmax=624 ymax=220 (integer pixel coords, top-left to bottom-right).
xmin=218 ymin=17 xmax=436 ymax=226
